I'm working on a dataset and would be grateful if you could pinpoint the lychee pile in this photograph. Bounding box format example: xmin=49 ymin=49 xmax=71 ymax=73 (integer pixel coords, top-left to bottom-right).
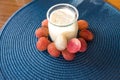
xmin=35 ymin=19 xmax=94 ymax=61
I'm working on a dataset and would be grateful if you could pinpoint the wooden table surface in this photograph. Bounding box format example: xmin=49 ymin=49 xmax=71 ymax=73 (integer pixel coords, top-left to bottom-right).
xmin=0 ymin=0 xmax=31 ymax=29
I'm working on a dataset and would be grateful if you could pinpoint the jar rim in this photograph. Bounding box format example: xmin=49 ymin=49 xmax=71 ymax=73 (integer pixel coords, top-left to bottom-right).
xmin=46 ymin=3 xmax=79 ymax=27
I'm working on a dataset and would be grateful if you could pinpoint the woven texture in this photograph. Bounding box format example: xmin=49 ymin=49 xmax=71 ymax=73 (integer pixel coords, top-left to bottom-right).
xmin=0 ymin=0 xmax=120 ymax=80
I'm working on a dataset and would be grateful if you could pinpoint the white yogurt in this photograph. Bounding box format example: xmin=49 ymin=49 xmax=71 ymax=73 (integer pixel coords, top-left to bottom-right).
xmin=48 ymin=8 xmax=78 ymax=41
xmin=47 ymin=4 xmax=79 ymax=50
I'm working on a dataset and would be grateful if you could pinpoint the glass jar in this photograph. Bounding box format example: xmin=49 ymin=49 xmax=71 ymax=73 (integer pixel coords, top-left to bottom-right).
xmin=47 ymin=3 xmax=79 ymax=41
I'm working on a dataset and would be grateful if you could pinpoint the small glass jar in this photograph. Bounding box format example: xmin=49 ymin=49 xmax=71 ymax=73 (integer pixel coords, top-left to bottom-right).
xmin=47 ymin=3 xmax=79 ymax=41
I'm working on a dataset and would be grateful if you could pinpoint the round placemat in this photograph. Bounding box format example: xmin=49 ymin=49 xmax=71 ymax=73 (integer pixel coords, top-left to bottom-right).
xmin=0 ymin=0 xmax=120 ymax=80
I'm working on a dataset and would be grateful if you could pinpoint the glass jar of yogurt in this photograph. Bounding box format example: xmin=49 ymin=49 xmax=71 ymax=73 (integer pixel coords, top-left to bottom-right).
xmin=47 ymin=3 xmax=79 ymax=50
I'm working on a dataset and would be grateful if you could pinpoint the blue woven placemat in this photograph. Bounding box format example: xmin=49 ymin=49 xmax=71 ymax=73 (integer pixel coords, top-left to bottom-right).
xmin=0 ymin=0 xmax=120 ymax=80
